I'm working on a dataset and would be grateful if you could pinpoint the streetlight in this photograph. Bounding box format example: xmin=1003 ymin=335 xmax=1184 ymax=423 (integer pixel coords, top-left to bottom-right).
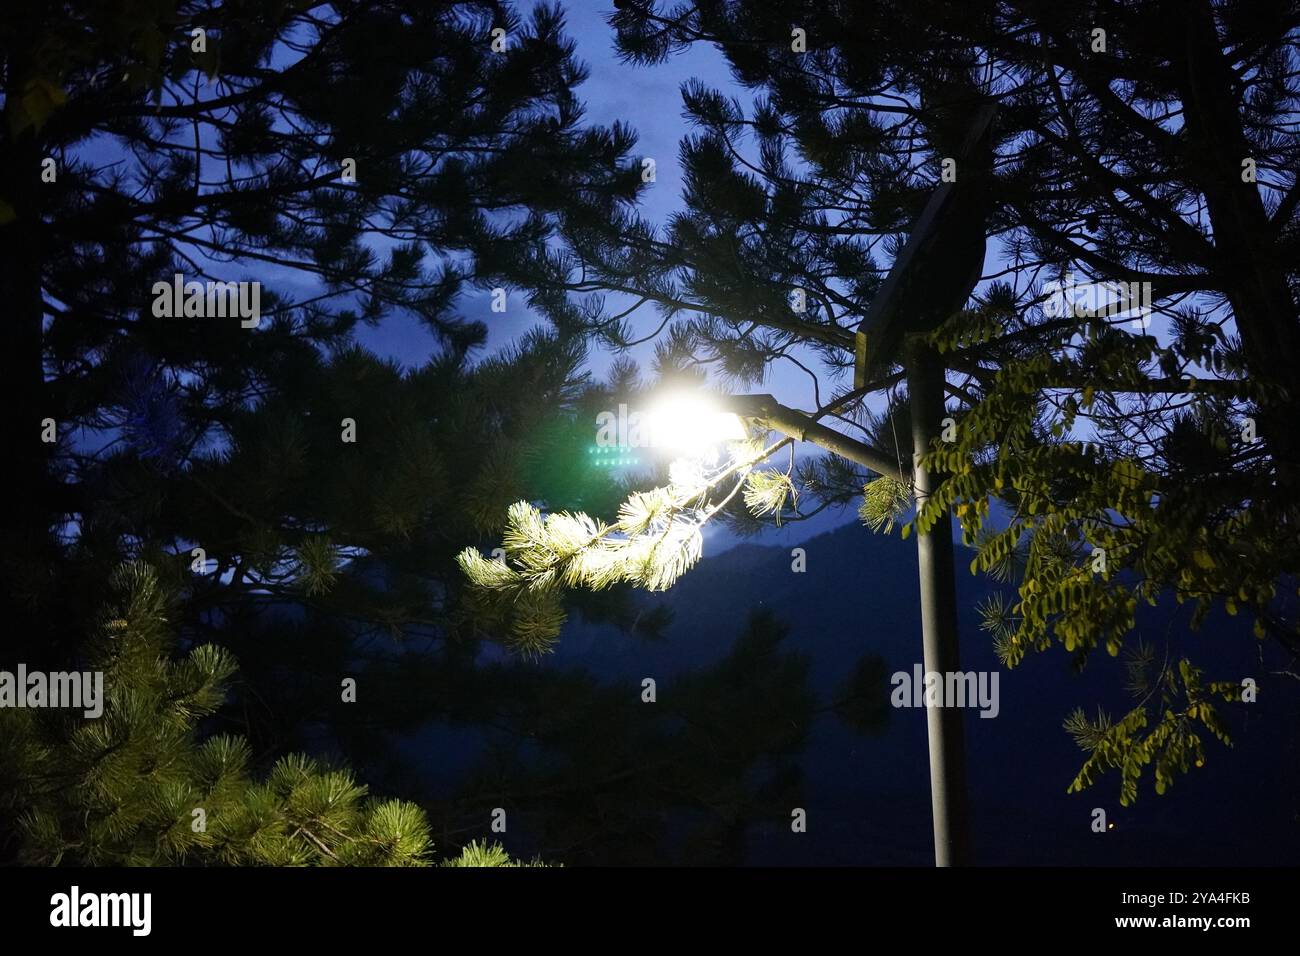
xmin=633 ymin=360 xmax=974 ymax=867
xmin=718 ymin=389 xmax=970 ymax=867
xmin=644 ymin=391 xmax=747 ymax=455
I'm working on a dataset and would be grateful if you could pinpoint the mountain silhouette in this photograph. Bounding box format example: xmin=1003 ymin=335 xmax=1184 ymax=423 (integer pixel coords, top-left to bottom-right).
xmin=551 ymin=519 xmax=1300 ymax=864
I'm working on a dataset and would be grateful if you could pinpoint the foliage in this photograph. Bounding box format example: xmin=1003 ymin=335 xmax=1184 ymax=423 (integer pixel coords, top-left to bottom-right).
xmin=473 ymin=0 xmax=1300 ymax=805
xmin=858 ymin=476 xmax=910 ymax=535
xmin=441 ymin=839 xmax=552 ymax=867
xmin=1064 ymin=659 xmax=1242 ymax=807
xmin=2 ymin=0 xmax=640 ymax=661
xmin=459 ymin=476 xmax=727 ymax=653
xmin=0 ymin=562 xmax=531 ymax=867
xmin=0 ymin=0 xmax=652 ymax=862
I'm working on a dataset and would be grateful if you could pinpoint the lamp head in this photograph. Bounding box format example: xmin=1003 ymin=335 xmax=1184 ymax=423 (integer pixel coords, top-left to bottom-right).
xmin=646 ymin=391 xmax=746 ymax=456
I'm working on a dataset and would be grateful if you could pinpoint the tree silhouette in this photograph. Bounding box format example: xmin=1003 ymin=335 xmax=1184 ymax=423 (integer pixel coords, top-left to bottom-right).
xmin=466 ymin=0 xmax=1300 ymax=804
xmin=0 ymin=1 xmax=640 ymax=666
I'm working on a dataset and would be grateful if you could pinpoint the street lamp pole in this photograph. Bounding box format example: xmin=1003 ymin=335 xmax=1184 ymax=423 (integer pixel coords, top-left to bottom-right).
xmin=905 ymin=345 xmax=972 ymax=867
xmin=727 ymin=386 xmax=971 ymax=866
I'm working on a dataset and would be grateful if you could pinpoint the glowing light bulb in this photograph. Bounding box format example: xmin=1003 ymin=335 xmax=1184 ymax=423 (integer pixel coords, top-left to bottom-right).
xmin=646 ymin=392 xmax=745 ymax=456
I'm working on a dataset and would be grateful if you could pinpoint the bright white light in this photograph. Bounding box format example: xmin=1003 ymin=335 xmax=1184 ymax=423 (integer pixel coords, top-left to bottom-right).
xmin=645 ymin=392 xmax=746 ymax=456
xmin=668 ymin=456 xmax=707 ymax=489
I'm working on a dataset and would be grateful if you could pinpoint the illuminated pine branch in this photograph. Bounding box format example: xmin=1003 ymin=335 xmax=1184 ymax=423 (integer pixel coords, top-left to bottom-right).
xmin=858 ymin=475 xmax=911 ymax=535
xmin=742 ymin=469 xmax=798 ymax=524
xmin=458 ymin=438 xmax=791 ymax=651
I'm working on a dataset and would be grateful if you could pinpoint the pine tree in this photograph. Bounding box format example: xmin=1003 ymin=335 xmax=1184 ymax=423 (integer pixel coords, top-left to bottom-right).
xmin=0 ymin=1 xmax=659 ymax=862
xmin=0 ymin=562 xmax=541 ymax=866
xmin=466 ymin=0 xmax=1300 ymax=804
xmin=0 ymin=0 xmax=641 ymax=667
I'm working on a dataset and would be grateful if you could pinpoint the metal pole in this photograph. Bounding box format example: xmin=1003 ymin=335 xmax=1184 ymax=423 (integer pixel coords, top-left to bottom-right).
xmin=725 ymin=394 xmax=907 ymax=482
xmin=907 ymin=343 xmax=972 ymax=867
xmin=729 ymin=385 xmax=973 ymax=864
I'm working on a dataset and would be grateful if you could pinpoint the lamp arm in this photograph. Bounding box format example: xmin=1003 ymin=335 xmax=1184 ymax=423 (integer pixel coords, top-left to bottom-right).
xmin=724 ymin=394 xmax=908 ymax=482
